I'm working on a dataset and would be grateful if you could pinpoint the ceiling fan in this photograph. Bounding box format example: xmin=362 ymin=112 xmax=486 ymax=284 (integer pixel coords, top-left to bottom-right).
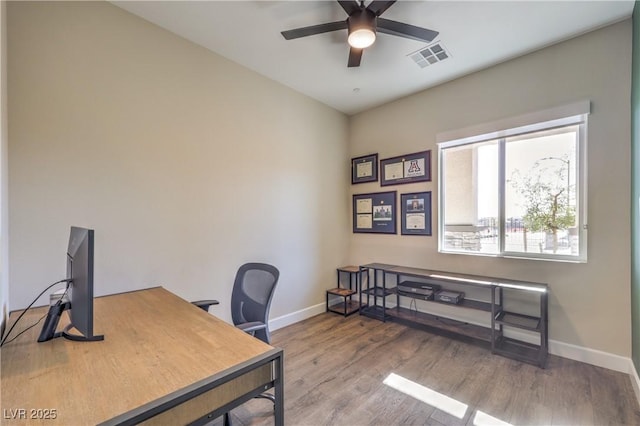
xmin=281 ymin=0 xmax=439 ymax=68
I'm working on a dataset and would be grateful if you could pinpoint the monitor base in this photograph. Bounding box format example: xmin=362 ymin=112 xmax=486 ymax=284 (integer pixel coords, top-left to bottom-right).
xmin=37 ymin=302 xmax=70 ymax=342
xmin=61 ymin=324 xmax=104 ymax=342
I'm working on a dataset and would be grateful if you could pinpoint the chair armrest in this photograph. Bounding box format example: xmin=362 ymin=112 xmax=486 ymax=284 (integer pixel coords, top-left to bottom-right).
xmin=236 ymin=321 xmax=266 ymax=334
xmin=192 ymin=300 xmax=220 ymax=312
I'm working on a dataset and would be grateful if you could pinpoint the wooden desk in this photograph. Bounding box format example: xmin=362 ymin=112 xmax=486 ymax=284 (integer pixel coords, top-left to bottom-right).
xmin=1 ymin=287 xmax=284 ymax=425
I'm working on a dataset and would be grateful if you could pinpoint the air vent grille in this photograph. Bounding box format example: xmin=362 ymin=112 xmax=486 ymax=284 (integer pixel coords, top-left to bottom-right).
xmin=409 ymin=43 xmax=450 ymax=68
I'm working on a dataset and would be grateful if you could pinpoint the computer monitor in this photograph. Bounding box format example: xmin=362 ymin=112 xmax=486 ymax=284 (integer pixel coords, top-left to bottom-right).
xmin=63 ymin=226 xmax=103 ymax=341
xmin=38 ymin=226 xmax=104 ymax=342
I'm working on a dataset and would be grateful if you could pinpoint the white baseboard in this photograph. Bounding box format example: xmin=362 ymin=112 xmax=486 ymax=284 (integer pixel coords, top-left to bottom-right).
xmin=503 ymin=328 xmax=631 ymax=373
xmin=628 ymin=359 xmax=640 ymax=408
xmin=547 ymin=339 xmax=631 ymax=373
xmin=269 ymin=302 xmax=325 ymax=332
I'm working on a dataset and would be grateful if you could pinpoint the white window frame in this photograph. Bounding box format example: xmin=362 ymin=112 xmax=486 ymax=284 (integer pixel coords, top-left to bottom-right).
xmin=437 ymin=101 xmax=590 ymax=262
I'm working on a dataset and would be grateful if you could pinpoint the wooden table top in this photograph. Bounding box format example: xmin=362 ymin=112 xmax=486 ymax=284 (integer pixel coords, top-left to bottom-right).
xmin=0 ymin=287 xmax=274 ymax=425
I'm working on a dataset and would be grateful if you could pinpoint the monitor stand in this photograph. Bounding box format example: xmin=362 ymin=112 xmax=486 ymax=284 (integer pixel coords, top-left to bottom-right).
xmin=37 ymin=302 xmax=105 ymax=342
xmin=61 ymin=324 xmax=104 ymax=342
xmin=37 ymin=301 xmax=70 ymax=342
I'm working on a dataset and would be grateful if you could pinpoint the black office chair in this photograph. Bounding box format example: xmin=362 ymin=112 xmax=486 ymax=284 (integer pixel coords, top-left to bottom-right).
xmin=193 ymin=263 xmax=280 ymax=425
xmin=193 ymin=262 xmax=280 ymax=344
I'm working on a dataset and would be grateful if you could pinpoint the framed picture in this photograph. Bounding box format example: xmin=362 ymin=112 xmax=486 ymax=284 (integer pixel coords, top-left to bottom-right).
xmin=401 ymin=191 xmax=432 ymax=236
xmin=380 ymin=150 xmax=431 ymax=186
xmin=351 ymin=153 xmax=378 ymax=184
xmin=353 ymin=191 xmax=397 ymax=234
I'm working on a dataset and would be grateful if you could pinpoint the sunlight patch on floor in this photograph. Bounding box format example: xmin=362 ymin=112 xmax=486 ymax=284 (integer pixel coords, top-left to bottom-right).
xmin=383 ymin=373 xmax=513 ymax=426
xmin=383 ymin=372 xmax=468 ymax=419
xmin=473 ymin=410 xmax=513 ymax=426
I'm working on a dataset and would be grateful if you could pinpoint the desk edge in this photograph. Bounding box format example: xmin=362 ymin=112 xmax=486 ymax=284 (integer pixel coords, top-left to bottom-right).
xmin=98 ymin=347 xmax=283 ymax=426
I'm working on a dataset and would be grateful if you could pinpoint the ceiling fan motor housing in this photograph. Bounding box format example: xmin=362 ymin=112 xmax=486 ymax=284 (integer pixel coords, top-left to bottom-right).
xmin=347 ymin=9 xmax=377 ymax=48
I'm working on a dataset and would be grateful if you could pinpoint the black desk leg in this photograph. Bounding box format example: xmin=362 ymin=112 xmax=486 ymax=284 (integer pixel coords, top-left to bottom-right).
xmin=274 ymin=353 xmax=284 ymax=426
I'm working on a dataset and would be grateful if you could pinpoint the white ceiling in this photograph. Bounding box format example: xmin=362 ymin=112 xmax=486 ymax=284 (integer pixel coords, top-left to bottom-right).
xmin=112 ymin=1 xmax=635 ymax=115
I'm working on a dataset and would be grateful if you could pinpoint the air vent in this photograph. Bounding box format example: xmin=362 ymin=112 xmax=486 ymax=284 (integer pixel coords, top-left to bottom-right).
xmin=409 ymin=42 xmax=450 ymax=69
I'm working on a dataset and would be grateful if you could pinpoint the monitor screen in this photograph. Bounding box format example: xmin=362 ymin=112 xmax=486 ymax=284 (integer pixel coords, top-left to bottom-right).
xmin=38 ymin=226 xmax=103 ymax=342
xmin=65 ymin=227 xmax=98 ymax=340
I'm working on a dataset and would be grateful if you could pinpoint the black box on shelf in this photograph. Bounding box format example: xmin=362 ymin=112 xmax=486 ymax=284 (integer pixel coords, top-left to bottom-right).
xmin=397 ymin=289 xmax=434 ymax=300
xmin=435 ymin=290 xmax=465 ymax=304
xmin=397 ymin=280 xmax=440 ymax=297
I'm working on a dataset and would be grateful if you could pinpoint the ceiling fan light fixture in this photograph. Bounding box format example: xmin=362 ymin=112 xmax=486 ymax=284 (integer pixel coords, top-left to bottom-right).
xmin=347 ymin=10 xmax=377 ymax=49
xmin=348 ymin=28 xmax=376 ymax=48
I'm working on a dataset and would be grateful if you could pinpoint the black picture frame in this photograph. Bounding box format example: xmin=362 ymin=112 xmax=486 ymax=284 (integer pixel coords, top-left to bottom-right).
xmin=380 ymin=150 xmax=431 ymax=186
xmin=353 ymin=191 xmax=397 ymax=234
xmin=401 ymin=191 xmax=432 ymax=236
xmin=351 ymin=153 xmax=378 ymax=184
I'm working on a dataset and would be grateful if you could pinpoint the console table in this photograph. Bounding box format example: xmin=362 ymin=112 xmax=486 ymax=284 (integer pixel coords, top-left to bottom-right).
xmin=359 ymin=263 xmax=548 ymax=368
xmin=1 ymin=287 xmax=284 ymax=425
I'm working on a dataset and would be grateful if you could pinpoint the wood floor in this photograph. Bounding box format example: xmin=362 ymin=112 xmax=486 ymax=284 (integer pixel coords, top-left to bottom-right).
xmin=218 ymin=313 xmax=640 ymax=425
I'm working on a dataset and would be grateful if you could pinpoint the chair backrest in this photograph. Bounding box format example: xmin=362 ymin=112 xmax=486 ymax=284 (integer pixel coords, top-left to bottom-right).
xmin=231 ymin=262 xmax=280 ymax=343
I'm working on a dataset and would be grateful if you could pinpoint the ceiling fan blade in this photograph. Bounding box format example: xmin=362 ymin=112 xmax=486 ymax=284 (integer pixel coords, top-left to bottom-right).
xmin=348 ymin=47 xmax=363 ymax=67
xmin=366 ymin=0 xmax=396 ymax=16
xmin=377 ymin=18 xmax=439 ymax=43
xmin=281 ymin=21 xmax=347 ymax=40
xmin=338 ymin=0 xmax=361 ymax=16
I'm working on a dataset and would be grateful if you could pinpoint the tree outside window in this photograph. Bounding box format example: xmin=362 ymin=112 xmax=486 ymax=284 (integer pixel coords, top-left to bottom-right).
xmin=509 ymin=156 xmax=575 ymax=254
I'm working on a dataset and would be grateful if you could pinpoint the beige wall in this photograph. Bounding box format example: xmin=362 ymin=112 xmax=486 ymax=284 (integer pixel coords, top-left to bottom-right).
xmin=7 ymin=1 xmax=633 ymax=358
xmin=1 ymin=0 xmax=8 ymax=330
xmin=350 ymin=20 xmax=632 ymax=356
xmin=7 ymin=1 xmax=350 ymax=324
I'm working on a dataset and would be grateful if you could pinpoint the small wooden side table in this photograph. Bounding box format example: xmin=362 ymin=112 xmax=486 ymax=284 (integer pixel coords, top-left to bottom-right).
xmin=326 ymin=265 xmax=362 ymax=317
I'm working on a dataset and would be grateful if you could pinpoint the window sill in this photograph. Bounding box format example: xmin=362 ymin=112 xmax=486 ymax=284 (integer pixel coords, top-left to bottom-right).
xmin=438 ymin=249 xmax=587 ymax=264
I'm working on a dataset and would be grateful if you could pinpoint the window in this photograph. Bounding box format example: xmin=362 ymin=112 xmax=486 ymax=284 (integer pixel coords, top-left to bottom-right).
xmin=438 ymin=103 xmax=588 ymax=262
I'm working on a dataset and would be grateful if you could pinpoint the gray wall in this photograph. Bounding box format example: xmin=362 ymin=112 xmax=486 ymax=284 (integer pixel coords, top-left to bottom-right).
xmin=349 ymin=20 xmax=632 ymax=357
xmin=6 ymin=1 xmax=636 ymax=362
xmin=1 ymin=0 xmax=8 ymax=332
xmin=7 ymin=1 xmax=350 ymax=324
xmin=631 ymin=1 xmax=640 ymax=372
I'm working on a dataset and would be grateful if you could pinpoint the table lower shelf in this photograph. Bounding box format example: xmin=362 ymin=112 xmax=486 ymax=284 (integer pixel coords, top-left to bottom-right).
xmin=493 ymin=336 xmax=547 ymax=367
xmin=386 ymin=306 xmax=494 ymax=347
xmin=360 ymin=306 xmax=548 ymax=367
xmin=360 ymin=305 xmax=391 ymax=321
xmin=327 ymin=300 xmax=364 ymax=316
